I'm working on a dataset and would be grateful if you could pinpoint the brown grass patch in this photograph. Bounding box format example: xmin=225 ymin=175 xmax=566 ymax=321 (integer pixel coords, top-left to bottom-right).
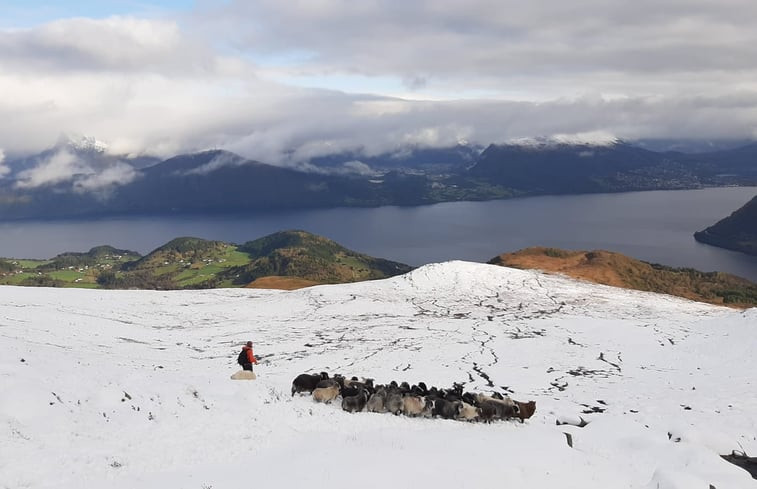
xmin=489 ymin=247 xmax=755 ymax=308
xmin=245 ymin=275 xmax=321 ymax=290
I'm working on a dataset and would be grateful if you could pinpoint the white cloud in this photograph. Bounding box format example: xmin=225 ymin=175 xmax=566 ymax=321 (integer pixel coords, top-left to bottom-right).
xmin=295 ymin=159 xmax=380 ymax=177
xmin=1 ymin=4 xmax=757 ymax=169
xmin=207 ymin=0 xmax=757 ymax=94
xmin=72 ymin=163 xmax=138 ymax=195
xmin=14 ymin=148 xmax=139 ymax=193
xmin=0 ymin=16 xmax=207 ymax=74
xmin=15 ymin=149 xmax=84 ymax=189
xmin=181 ymin=152 xmax=247 ymax=176
xmin=0 ymin=149 xmax=9 ymax=178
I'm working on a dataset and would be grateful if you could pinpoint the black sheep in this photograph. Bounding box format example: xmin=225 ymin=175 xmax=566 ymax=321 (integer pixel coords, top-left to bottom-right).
xmin=425 ymin=386 xmax=440 ymax=399
xmin=342 ymin=390 xmax=370 ymax=413
xmin=462 ymin=392 xmax=478 ymax=406
xmin=341 ymin=384 xmax=361 ymax=398
xmin=291 ymin=372 xmax=329 ymax=396
xmin=442 ymin=383 xmax=464 ymax=402
xmin=410 ymin=383 xmax=428 ymax=396
xmin=478 ymin=399 xmax=518 ymax=420
xmin=345 ymin=378 xmax=375 ymax=395
xmin=433 ymin=398 xmax=462 ymax=419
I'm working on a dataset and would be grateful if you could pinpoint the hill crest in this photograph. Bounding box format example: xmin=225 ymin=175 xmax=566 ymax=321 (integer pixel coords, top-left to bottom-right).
xmin=0 ymin=231 xmax=412 ymax=290
xmin=488 ymin=247 xmax=757 ymax=307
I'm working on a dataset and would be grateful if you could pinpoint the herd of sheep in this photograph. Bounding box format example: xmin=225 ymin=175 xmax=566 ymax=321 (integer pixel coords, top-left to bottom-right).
xmin=291 ymin=372 xmax=537 ymax=423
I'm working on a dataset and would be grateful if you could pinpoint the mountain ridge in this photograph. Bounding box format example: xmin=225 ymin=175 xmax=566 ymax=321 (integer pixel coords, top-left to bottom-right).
xmin=2 ymin=139 xmax=757 ymax=219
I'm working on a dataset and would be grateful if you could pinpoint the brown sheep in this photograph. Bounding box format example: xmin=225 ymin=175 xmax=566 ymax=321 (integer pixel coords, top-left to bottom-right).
xmin=515 ymin=400 xmax=537 ymax=422
xmin=401 ymin=395 xmax=427 ymax=417
xmin=313 ymin=384 xmax=340 ymax=403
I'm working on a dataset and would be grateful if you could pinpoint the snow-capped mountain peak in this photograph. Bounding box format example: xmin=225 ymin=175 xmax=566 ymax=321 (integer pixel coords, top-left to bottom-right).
xmin=60 ymin=133 xmax=110 ymax=154
xmin=506 ymin=131 xmax=621 ymax=149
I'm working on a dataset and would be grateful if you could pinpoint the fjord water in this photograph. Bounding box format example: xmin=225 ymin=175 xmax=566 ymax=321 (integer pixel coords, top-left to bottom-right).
xmin=1 ymin=186 xmax=756 ymax=281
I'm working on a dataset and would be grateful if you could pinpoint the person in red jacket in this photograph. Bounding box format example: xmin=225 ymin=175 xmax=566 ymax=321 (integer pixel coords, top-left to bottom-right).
xmin=237 ymin=341 xmax=258 ymax=371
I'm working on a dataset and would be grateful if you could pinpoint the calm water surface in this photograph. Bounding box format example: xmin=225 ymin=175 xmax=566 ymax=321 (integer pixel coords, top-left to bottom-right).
xmin=1 ymin=187 xmax=756 ymax=281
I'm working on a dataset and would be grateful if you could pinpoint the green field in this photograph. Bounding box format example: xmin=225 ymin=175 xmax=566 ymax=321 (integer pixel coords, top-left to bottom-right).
xmin=10 ymin=259 xmax=50 ymax=269
xmin=172 ymin=249 xmax=251 ymax=287
xmin=0 ymin=232 xmax=412 ymax=290
xmin=49 ymin=270 xmax=89 ymax=282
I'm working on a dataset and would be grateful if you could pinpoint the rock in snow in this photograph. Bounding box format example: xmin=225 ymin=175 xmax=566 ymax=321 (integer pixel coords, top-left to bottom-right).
xmin=230 ymin=370 xmax=256 ymax=380
xmin=0 ymin=261 xmax=755 ymax=488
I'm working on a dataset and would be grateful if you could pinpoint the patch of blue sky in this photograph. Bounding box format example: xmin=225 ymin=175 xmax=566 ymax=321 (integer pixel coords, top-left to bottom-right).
xmin=0 ymin=0 xmax=196 ymax=27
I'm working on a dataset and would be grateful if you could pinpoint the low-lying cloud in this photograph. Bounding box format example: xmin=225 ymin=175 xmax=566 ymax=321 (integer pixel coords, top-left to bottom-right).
xmin=14 ymin=148 xmax=139 ymax=194
xmin=180 ymin=152 xmax=248 ymax=176
xmin=1 ymin=3 xmax=757 ymax=172
xmin=0 ymin=149 xmax=9 ymax=178
xmin=71 ymin=163 xmax=139 ymax=197
xmin=14 ymin=150 xmax=84 ymax=189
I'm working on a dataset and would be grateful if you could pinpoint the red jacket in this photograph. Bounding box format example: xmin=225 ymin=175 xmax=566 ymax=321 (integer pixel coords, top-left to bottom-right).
xmin=243 ymin=345 xmax=258 ymax=364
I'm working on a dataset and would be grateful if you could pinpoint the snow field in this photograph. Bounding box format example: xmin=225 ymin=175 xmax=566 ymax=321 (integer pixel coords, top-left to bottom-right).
xmin=1 ymin=261 xmax=755 ymax=488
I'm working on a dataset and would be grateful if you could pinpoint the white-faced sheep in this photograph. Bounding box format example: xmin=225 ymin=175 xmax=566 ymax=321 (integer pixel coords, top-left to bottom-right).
xmin=457 ymin=401 xmax=479 ymax=422
xmin=313 ymin=384 xmax=340 ymax=403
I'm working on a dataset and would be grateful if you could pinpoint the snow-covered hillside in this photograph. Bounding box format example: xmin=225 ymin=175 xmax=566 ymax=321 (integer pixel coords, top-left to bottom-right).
xmin=1 ymin=262 xmax=755 ymax=488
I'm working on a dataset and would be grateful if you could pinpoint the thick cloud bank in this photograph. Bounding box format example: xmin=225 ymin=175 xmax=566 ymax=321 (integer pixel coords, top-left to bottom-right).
xmin=1 ymin=2 xmax=757 ymax=164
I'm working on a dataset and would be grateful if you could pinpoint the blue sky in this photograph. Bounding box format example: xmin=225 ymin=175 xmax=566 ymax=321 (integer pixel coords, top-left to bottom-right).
xmin=0 ymin=0 xmax=195 ymax=27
